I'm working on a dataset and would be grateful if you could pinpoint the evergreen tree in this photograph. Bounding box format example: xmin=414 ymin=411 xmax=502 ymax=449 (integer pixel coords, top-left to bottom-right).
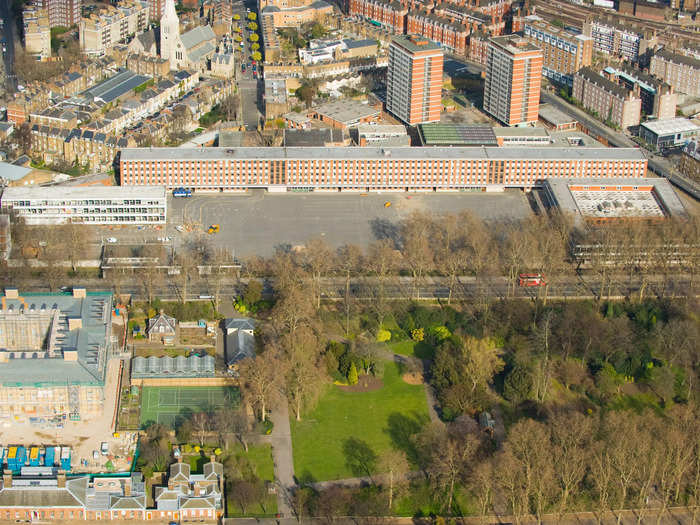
xmin=348 ymin=362 xmax=359 ymax=385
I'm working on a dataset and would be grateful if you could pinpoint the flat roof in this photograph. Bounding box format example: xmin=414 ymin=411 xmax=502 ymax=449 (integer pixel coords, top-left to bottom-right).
xmin=543 ymin=177 xmax=687 ymax=220
xmin=2 ymin=185 xmax=166 ymax=201
xmin=356 ymin=124 xmax=408 ymax=136
xmin=391 ymin=34 xmax=442 ymax=54
xmin=419 ymin=123 xmax=498 ymax=146
xmin=489 ymin=35 xmax=542 ymax=55
xmin=493 ymin=127 xmax=550 ymax=137
xmin=120 ymin=146 xmax=647 ymax=162
xmin=539 ymin=104 xmax=578 ymax=126
xmin=312 ymin=100 xmax=380 ymax=125
xmin=640 ymin=118 xmax=700 ymax=136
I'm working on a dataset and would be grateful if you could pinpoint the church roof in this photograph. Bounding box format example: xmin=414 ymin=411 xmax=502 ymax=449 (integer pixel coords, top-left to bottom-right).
xmin=180 ymin=25 xmax=216 ymax=51
xmin=135 ymin=29 xmax=156 ymax=50
xmin=188 ymin=41 xmax=216 ymax=63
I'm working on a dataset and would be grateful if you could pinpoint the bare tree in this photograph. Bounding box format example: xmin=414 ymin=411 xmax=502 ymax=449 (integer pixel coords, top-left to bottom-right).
xmin=206 ymin=247 xmax=235 ymax=311
xmin=376 ymin=448 xmax=409 ymax=511
xmin=282 ymin=325 xmax=327 ymax=421
xmin=337 ymin=244 xmax=363 ymax=336
xmin=499 ymin=418 xmax=557 ymax=522
xmin=498 ymin=220 xmax=533 ymax=298
xmin=415 ymin=422 xmax=479 ymax=515
xmin=191 ymin=412 xmax=211 ymax=446
xmin=400 ymin=211 xmax=435 ymax=300
xmin=468 ymin=459 xmax=495 ymax=523
xmin=239 ymin=353 xmax=284 ymax=422
xmin=302 ymin=238 xmax=335 ymax=310
xmin=175 ymin=248 xmax=198 ymax=302
xmin=214 ymin=406 xmax=250 ymax=451
xmin=12 ymin=122 xmax=33 ymax=155
xmin=432 ymin=214 xmax=468 ymax=305
xmin=366 ymin=239 xmax=399 ymax=327
xmin=140 ymin=261 xmax=164 ymax=305
xmin=549 ymin=411 xmax=594 ymax=514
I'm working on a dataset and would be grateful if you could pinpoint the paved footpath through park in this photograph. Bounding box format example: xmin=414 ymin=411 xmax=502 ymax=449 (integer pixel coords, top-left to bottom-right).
xmin=267 ymin=398 xmax=295 ymax=518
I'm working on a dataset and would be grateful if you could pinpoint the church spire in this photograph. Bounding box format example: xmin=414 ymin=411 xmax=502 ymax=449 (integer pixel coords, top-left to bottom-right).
xmin=160 ymin=0 xmax=180 ymax=69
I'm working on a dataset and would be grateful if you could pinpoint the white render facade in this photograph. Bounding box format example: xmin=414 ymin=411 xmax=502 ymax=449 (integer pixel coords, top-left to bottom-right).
xmin=0 ymin=186 xmax=167 ymax=225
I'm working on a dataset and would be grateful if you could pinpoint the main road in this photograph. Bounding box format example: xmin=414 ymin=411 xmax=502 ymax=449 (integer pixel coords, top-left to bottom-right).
xmin=232 ymin=0 xmax=262 ymax=130
xmin=0 ymin=0 xmax=18 ymax=96
xmin=14 ymin=275 xmax=696 ymax=302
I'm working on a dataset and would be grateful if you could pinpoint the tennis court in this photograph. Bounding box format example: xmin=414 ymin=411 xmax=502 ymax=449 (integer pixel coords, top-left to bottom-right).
xmin=140 ymin=386 xmax=240 ymax=427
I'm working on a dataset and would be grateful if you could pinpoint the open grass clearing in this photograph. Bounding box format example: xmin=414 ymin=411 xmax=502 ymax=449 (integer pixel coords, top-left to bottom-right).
xmin=290 ymin=361 xmax=430 ymax=482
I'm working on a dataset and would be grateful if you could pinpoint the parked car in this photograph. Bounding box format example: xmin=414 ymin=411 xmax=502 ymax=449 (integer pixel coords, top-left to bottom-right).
xmin=106 ymin=237 xmax=117 ymax=243
xmin=101 ymin=442 xmax=109 ymax=455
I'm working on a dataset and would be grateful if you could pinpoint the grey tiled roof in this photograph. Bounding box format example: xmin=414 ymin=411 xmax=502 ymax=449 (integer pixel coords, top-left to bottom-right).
xmin=180 ymin=25 xmax=216 ymax=50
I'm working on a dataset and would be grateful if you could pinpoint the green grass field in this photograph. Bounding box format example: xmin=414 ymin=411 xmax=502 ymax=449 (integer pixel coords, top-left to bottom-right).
xmin=290 ymin=361 xmax=430 ymax=482
xmin=140 ymin=386 xmax=239 ymax=427
xmin=387 ymin=340 xmax=435 ymax=359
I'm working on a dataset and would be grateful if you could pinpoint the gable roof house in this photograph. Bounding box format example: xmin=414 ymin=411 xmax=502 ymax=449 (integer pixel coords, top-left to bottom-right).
xmin=154 ymin=457 xmax=224 ymax=520
xmin=147 ymin=312 xmax=177 ymax=343
xmin=224 ymin=317 xmax=256 ymax=371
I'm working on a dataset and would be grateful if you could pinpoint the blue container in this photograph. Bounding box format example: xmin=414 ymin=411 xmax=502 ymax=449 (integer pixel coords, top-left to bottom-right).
xmin=44 ymin=447 xmax=56 ymax=467
xmin=16 ymin=447 xmax=26 ymax=468
xmin=60 ymin=447 xmax=71 ymax=471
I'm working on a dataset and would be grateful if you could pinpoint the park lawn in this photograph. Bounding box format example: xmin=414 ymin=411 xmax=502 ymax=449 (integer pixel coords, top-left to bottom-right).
xmin=290 ymin=361 xmax=430 ymax=482
xmin=233 ymin=443 xmax=275 ymax=481
xmin=393 ymin=481 xmax=478 ymax=517
xmin=225 ymin=444 xmax=277 ymax=517
xmin=388 ymin=340 xmax=416 ymax=356
xmin=227 ymin=494 xmax=277 ymax=518
xmin=387 ymin=340 xmax=435 ymax=360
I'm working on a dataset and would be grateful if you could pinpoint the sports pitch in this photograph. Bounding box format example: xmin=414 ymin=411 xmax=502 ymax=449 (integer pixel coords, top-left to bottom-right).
xmin=140 ymin=386 xmax=239 ymax=427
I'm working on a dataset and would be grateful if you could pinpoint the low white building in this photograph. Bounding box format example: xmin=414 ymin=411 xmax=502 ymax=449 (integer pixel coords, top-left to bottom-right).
xmin=0 ymin=186 xmax=167 ymax=225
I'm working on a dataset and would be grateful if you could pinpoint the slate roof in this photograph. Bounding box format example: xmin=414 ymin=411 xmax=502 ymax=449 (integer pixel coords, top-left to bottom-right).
xmin=188 ymin=41 xmax=216 ymax=63
xmin=147 ymin=312 xmax=177 ymax=335
xmin=0 ymin=161 xmax=32 ymax=182
xmin=180 ymin=25 xmax=216 ymax=50
xmin=224 ymin=317 xmax=256 ymax=366
xmin=576 ymin=67 xmax=630 ymax=99
xmin=169 ymin=462 xmax=191 ymax=481
xmin=110 ymin=495 xmax=146 ymax=509
xmin=135 ymin=29 xmax=156 ymax=50
xmin=0 ymin=477 xmax=89 ymax=508
xmin=655 ymin=47 xmax=700 ymax=69
xmin=203 ymin=460 xmax=223 ymax=479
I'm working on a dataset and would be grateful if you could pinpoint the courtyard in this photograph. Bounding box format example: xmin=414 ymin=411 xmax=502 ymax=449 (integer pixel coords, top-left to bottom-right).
xmin=166 ymin=190 xmax=532 ymax=257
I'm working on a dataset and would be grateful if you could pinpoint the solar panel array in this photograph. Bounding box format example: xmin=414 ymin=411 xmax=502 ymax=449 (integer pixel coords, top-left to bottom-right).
xmin=419 ymin=124 xmax=498 ymax=146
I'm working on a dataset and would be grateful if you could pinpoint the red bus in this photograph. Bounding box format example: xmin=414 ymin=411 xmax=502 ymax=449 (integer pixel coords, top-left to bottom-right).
xmin=518 ymin=273 xmax=546 ymax=287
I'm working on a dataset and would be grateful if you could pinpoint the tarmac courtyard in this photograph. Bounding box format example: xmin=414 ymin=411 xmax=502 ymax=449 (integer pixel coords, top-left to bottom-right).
xmin=167 ymin=190 xmax=533 ymax=257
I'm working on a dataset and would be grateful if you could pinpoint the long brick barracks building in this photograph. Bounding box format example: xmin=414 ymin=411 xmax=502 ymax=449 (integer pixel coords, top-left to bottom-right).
xmin=119 ymin=147 xmax=648 ymax=191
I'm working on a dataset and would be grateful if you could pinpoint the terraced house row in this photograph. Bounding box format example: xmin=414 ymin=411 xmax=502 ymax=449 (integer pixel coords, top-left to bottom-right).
xmin=119 ymin=147 xmax=648 ymax=191
xmin=348 ymin=0 xmax=507 ymax=51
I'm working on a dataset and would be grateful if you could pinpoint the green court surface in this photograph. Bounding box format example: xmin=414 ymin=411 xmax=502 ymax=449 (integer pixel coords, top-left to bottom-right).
xmin=140 ymin=386 xmax=239 ymax=427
